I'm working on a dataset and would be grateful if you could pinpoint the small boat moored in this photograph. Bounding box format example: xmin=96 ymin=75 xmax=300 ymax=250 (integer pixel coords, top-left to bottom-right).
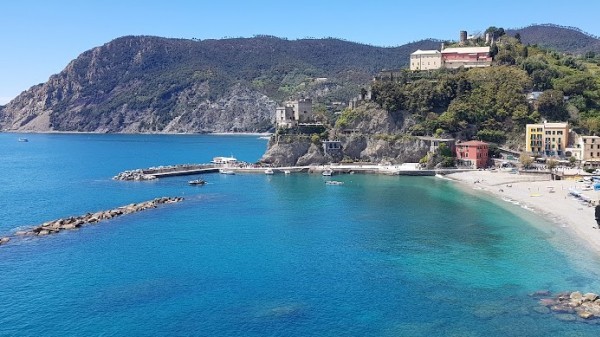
xmin=265 ymin=168 xmax=274 ymax=175
xmin=211 ymin=156 xmax=237 ymax=165
xmin=283 ymin=170 xmax=291 ymax=175
xmin=188 ymin=179 xmax=207 ymax=186
xmin=325 ymin=180 xmax=344 ymax=185
xmin=322 ymin=168 xmax=333 ymax=176
xmin=219 ymin=168 xmax=235 ymax=175
xmin=18 ymin=138 xmax=29 ymax=142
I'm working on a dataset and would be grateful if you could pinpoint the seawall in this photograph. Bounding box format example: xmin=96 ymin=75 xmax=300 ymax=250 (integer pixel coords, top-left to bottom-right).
xmin=0 ymin=197 xmax=184 ymax=247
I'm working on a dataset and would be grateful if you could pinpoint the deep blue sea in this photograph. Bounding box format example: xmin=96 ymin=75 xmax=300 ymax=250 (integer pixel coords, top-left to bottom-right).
xmin=1 ymin=133 xmax=600 ymax=336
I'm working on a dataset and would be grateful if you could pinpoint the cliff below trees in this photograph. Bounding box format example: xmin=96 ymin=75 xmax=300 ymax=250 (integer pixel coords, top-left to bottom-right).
xmin=260 ymin=103 xmax=430 ymax=165
xmin=0 ymin=35 xmax=440 ymax=133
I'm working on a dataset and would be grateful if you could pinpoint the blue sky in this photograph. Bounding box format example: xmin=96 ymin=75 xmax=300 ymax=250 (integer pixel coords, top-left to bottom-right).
xmin=1 ymin=0 xmax=599 ymax=104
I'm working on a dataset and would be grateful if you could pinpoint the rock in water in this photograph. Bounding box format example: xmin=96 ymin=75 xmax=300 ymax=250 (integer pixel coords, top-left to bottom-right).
xmin=2 ymin=197 xmax=184 ymax=246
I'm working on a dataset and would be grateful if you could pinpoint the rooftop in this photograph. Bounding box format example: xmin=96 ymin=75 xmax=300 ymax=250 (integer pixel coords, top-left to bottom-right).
xmin=417 ymin=136 xmax=454 ymax=142
xmin=457 ymin=140 xmax=488 ymax=146
xmin=527 ymin=122 xmax=569 ymax=128
xmin=411 ymin=49 xmax=441 ymax=55
xmin=441 ymin=46 xmax=490 ymax=54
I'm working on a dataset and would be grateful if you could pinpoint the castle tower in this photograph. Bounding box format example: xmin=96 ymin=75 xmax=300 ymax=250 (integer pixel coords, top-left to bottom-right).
xmin=459 ymin=31 xmax=467 ymax=45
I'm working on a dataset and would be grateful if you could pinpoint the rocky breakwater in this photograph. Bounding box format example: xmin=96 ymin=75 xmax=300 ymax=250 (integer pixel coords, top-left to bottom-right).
xmin=0 ymin=197 xmax=183 ymax=245
xmin=113 ymin=169 xmax=157 ymax=181
xmin=534 ymin=290 xmax=600 ymax=322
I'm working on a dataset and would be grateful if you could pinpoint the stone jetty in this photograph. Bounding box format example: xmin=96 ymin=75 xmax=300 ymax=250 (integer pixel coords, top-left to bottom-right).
xmin=113 ymin=164 xmax=219 ymax=181
xmin=1 ymin=197 xmax=183 ymax=245
xmin=113 ymin=169 xmax=157 ymax=181
xmin=533 ymin=290 xmax=600 ymax=322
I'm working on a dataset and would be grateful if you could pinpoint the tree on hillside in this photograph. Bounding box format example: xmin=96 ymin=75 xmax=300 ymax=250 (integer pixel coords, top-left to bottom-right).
xmin=537 ymin=90 xmax=568 ymax=121
xmin=552 ymin=74 xmax=596 ymax=96
xmin=485 ymin=27 xmax=505 ymax=39
xmin=519 ymin=153 xmax=534 ymax=169
xmin=531 ymin=69 xmax=556 ymax=91
xmin=546 ymin=158 xmax=558 ymax=170
xmin=445 ymin=66 xmax=531 ymax=128
xmin=515 ymin=33 xmax=521 ymax=43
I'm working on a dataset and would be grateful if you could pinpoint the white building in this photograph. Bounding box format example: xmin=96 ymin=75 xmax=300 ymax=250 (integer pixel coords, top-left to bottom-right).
xmin=410 ymin=50 xmax=442 ymax=71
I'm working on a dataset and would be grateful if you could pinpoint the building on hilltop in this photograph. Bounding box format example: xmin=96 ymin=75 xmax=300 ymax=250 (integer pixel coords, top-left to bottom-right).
xmin=409 ymin=31 xmax=493 ymax=71
xmin=525 ymin=121 xmax=569 ymax=157
xmin=408 ymin=45 xmax=492 ymax=71
xmin=441 ymin=46 xmax=492 ymax=69
xmin=275 ymin=98 xmax=314 ymax=129
xmin=410 ymin=50 xmax=442 ymax=71
xmin=455 ymin=140 xmax=489 ymax=169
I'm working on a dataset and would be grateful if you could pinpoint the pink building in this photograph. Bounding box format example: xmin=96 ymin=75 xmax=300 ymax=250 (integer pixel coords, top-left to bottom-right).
xmin=456 ymin=140 xmax=489 ymax=168
xmin=441 ymin=47 xmax=492 ymax=68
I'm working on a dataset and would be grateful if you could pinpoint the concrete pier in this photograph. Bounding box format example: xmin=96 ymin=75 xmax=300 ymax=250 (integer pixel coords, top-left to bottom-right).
xmin=114 ymin=164 xmax=219 ymax=180
xmin=114 ymin=163 xmax=478 ymax=180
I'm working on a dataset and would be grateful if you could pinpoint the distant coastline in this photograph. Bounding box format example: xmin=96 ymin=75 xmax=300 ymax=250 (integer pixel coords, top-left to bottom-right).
xmin=2 ymin=130 xmax=272 ymax=136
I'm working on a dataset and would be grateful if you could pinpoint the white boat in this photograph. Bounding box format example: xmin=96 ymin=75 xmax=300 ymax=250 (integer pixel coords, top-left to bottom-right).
xmin=326 ymin=180 xmax=344 ymax=185
xmin=283 ymin=170 xmax=291 ymax=175
xmin=264 ymin=168 xmax=274 ymax=175
xmin=219 ymin=168 xmax=235 ymax=175
xmin=211 ymin=156 xmax=237 ymax=165
xmin=18 ymin=138 xmax=28 ymax=142
xmin=322 ymin=169 xmax=333 ymax=176
xmin=188 ymin=179 xmax=206 ymax=185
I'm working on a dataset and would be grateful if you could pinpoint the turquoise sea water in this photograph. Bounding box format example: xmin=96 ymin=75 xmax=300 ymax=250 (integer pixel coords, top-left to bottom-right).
xmin=1 ymin=133 xmax=600 ymax=336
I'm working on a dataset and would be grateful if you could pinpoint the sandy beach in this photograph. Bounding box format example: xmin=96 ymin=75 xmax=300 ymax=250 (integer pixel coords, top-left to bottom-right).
xmin=445 ymin=170 xmax=600 ymax=254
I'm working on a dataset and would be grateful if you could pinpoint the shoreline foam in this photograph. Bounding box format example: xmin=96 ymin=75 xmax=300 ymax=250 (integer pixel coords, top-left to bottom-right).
xmin=445 ymin=170 xmax=600 ymax=255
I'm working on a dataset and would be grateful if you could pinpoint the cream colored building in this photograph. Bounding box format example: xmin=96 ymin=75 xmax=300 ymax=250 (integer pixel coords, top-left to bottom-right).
xmin=275 ymin=98 xmax=313 ymax=128
xmin=567 ymin=135 xmax=600 ymax=165
xmin=410 ymin=50 xmax=442 ymax=71
xmin=525 ymin=122 xmax=569 ymax=157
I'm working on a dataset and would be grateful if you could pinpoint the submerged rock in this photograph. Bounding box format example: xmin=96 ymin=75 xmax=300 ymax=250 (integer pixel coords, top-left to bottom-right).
xmin=538 ymin=291 xmax=600 ymax=322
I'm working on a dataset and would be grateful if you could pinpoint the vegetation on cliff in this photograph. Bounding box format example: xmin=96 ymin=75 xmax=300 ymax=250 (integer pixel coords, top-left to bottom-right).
xmin=0 ymin=36 xmax=440 ymax=133
xmin=369 ymin=33 xmax=600 ymax=148
xmin=507 ymin=24 xmax=600 ymax=55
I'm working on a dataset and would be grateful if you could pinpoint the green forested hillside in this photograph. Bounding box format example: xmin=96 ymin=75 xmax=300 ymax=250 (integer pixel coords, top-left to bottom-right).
xmin=0 ymin=35 xmax=441 ymax=132
xmin=56 ymin=35 xmax=442 ymax=108
xmin=367 ymin=35 xmax=600 ymax=147
xmin=507 ymin=24 xmax=600 ymax=55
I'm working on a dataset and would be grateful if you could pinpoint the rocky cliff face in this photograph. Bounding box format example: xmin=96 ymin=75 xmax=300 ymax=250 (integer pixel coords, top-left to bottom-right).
xmin=0 ymin=35 xmax=441 ymax=133
xmin=0 ymin=61 xmax=276 ymax=133
xmin=261 ymin=103 xmax=430 ymax=165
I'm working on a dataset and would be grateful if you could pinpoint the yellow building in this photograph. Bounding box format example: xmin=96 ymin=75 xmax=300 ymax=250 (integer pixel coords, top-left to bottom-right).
xmin=525 ymin=122 xmax=569 ymax=157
